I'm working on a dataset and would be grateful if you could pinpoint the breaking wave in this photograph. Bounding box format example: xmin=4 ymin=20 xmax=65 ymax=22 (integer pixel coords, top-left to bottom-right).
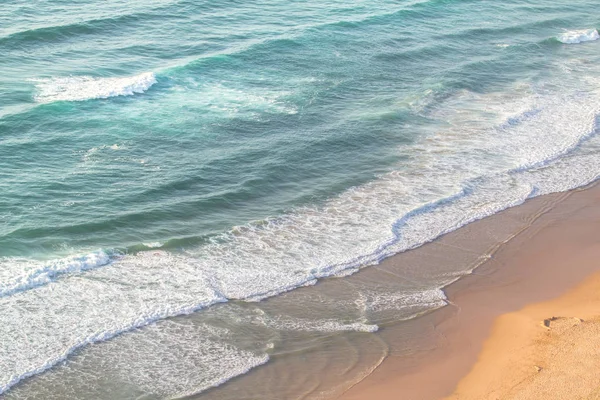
xmin=557 ymin=29 xmax=599 ymax=44
xmin=31 ymin=72 xmax=156 ymax=103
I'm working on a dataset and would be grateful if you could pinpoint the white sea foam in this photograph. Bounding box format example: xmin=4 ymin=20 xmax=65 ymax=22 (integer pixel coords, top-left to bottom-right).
xmin=171 ymin=81 xmax=298 ymax=119
xmin=256 ymin=315 xmax=378 ymax=333
xmin=104 ymin=322 xmax=270 ymax=399
xmin=142 ymin=241 xmax=163 ymax=248
xmin=356 ymin=289 xmax=447 ymax=315
xmin=0 ymin=250 xmax=113 ymax=298
xmin=31 ymin=72 xmax=156 ymax=103
xmin=557 ymin=29 xmax=599 ymax=44
xmin=0 ymin=251 xmax=227 ymax=395
xmin=3 ymin=62 xmax=600 ymax=397
xmin=4 ymin=319 xmax=270 ymax=399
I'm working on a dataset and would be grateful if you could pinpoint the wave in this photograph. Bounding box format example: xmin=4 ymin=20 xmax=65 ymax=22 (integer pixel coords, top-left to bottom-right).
xmin=31 ymin=72 xmax=157 ymax=103
xmin=0 ymin=3 xmax=177 ymax=50
xmin=357 ymin=289 xmax=448 ymax=315
xmin=0 ymin=250 xmax=114 ymax=298
xmin=3 ymin=12 xmax=600 ymax=394
xmin=0 ymin=5 xmax=570 ymax=115
xmin=256 ymin=315 xmax=378 ymax=333
xmin=4 ymin=317 xmax=271 ymax=400
xmin=557 ymin=29 xmax=599 ymax=44
xmin=3 ymin=76 xmax=600 ymax=395
xmin=154 ymin=0 xmax=480 ymax=78
xmin=0 ymin=22 xmax=99 ymax=48
xmin=0 ymin=306 xmax=229 ymax=397
xmin=0 ymin=252 xmax=228 ymax=395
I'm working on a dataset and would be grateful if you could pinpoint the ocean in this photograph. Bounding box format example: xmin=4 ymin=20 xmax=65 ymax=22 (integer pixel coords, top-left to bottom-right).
xmin=1 ymin=0 xmax=599 ymax=398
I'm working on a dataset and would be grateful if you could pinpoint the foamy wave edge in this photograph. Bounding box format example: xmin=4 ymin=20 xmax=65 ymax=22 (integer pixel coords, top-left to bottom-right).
xmin=4 ymin=107 xmax=598 ymax=395
xmin=31 ymin=72 xmax=157 ymax=103
xmin=0 ymin=251 xmax=116 ymax=298
xmin=557 ymin=29 xmax=599 ymax=44
xmin=0 ymin=295 xmax=227 ymax=396
xmin=170 ymin=354 xmax=270 ymax=400
xmin=5 ymin=81 xmax=600 ymax=396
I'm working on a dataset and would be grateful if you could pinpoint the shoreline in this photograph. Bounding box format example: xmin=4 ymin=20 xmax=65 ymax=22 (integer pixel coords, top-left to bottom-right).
xmin=338 ymin=181 xmax=600 ymax=400
xmin=446 ymin=270 xmax=600 ymax=399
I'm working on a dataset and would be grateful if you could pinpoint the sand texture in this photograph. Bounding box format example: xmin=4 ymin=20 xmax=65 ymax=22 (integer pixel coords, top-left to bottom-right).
xmin=446 ymin=273 xmax=600 ymax=400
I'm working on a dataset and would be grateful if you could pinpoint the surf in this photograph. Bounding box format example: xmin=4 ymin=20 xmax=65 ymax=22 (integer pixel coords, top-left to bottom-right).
xmin=557 ymin=29 xmax=599 ymax=44
xmin=31 ymin=72 xmax=157 ymax=103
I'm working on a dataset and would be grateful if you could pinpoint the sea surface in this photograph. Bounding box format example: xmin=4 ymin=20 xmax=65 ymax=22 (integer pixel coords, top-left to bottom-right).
xmin=1 ymin=0 xmax=599 ymax=398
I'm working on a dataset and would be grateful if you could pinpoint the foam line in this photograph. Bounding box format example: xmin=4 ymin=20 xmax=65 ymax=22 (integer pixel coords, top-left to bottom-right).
xmin=31 ymin=72 xmax=156 ymax=103
xmin=0 ymin=293 xmax=226 ymax=395
xmin=0 ymin=250 xmax=114 ymax=298
xmin=557 ymin=29 xmax=599 ymax=44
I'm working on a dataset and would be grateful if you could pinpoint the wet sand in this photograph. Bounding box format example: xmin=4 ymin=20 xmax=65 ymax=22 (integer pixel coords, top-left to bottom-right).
xmin=339 ymin=182 xmax=600 ymax=400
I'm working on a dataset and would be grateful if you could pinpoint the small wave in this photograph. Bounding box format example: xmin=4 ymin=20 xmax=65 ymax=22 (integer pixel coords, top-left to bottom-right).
xmin=142 ymin=242 xmax=164 ymax=249
xmin=7 ymin=318 xmax=270 ymax=400
xmin=0 ymin=294 xmax=226 ymax=396
xmin=557 ymin=29 xmax=599 ymax=44
xmin=0 ymin=1 xmax=179 ymax=50
xmin=257 ymin=315 xmax=378 ymax=333
xmin=31 ymin=72 xmax=156 ymax=103
xmin=358 ymin=289 xmax=447 ymax=314
xmin=0 ymin=250 xmax=114 ymax=298
xmin=0 ymin=250 xmax=228 ymax=395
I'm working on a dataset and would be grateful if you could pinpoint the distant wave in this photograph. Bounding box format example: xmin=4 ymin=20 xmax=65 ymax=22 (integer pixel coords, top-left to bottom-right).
xmin=0 ymin=5 xmax=173 ymax=50
xmin=557 ymin=29 xmax=599 ymax=44
xmin=31 ymin=72 xmax=156 ymax=103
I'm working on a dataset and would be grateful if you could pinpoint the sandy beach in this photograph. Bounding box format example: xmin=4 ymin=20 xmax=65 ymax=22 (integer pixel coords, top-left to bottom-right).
xmin=3 ymin=2 xmax=600 ymax=398
xmin=339 ymin=182 xmax=600 ymax=400
xmin=446 ymin=272 xmax=600 ymax=400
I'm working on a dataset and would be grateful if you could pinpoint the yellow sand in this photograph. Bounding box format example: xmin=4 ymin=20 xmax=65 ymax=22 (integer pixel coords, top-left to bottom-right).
xmin=446 ymin=271 xmax=600 ymax=400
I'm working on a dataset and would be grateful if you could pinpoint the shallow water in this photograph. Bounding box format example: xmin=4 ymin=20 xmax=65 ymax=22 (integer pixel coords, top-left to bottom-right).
xmin=1 ymin=0 xmax=599 ymax=397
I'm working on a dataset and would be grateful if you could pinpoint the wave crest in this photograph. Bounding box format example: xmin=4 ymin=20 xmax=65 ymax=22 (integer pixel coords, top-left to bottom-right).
xmin=557 ymin=29 xmax=599 ymax=44
xmin=0 ymin=250 xmax=114 ymax=298
xmin=31 ymin=72 xmax=156 ymax=103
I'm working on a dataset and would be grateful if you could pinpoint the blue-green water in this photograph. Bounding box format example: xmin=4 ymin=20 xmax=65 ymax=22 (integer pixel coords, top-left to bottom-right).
xmin=1 ymin=0 xmax=600 ymax=398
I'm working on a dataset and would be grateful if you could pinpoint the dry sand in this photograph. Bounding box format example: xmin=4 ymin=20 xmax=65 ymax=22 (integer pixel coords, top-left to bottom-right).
xmin=446 ymin=272 xmax=600 ymax=400
xmin=339 ymin=183 xmax=600 ymax=400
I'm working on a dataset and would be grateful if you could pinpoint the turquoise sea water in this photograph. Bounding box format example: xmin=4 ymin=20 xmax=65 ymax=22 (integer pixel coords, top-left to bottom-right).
xmin=1 ymin=0 xmax=600 ymax=398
